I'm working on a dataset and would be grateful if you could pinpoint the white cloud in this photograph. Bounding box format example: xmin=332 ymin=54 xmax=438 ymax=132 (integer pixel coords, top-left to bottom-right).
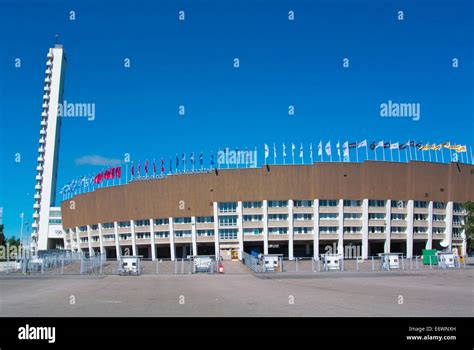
xmin=75 ymin=155 xmax=121 ymax=167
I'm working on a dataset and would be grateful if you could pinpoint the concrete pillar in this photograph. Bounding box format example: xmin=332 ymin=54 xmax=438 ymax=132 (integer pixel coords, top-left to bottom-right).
xmin=150 ymin=219 xmax=156 ymax=260
xmin=86 ymin=225 xmax=93 ymax=256
xmin=236 ymin=202 xmax=244 ymax=260
xmin=362 ymin=199 xmax=369 ymax=259
xmin=446 ymin=201 xmax=453 ymax=252
xmin=407 ymin=200 xmax=414 ymax=258
xmin=313 ymin=199 xmax=320 ymax=259
xmin=338 ymin=199 xmax=344 ymax=255
xmin=191 ymin=216 xmax=197 ymax=256
xmin=288 ymin=199 xmax=294 ymax=260
xmin=385 ymin=200 xmax=391 ymax=253
xmin=263 ymin=200 xmax=269 ymax=255
xmin=427 ymin=201 xmax=433 ymax=250
xmin=75 ymin=226 xmax=80 ymax=253
xmin=213 ymin=202 xmax=220 ymax=259
xmin=114 ymin=221 xmax=120 ymax=259
xmin=98 ymin=223 xmax=105 ymax=256
xmin=130 ymin=220 xmax=137 ymax=256
xmin=169 ymin=217 xmax=175 ymax=261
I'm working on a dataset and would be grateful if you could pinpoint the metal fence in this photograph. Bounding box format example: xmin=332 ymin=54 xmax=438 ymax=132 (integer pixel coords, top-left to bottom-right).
xmin=0 ymin=253 xmax=468 ymax=276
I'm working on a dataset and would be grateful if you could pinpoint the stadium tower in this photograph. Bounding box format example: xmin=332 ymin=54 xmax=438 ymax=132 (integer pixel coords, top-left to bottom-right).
xmin=31 ymin=45 xmax=67 ymax=255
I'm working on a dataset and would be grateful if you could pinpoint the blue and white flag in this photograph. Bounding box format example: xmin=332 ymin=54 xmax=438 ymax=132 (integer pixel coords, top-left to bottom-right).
xmin=343 ymin=141 xmax=349 ymax=162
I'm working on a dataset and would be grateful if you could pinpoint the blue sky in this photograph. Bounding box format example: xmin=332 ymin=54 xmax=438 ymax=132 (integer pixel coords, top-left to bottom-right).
xmin=0 ymin=0 xmax=473 ymax=238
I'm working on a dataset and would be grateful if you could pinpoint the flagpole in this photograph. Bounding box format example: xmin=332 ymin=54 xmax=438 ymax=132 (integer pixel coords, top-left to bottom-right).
xmin=356 ymin=142 xmax=359 ymax=163
xmin=390 ymin=141 xmax=393 ymax=162
xmin=470 ymin=145 xmax=473 ymax=165
xmin=365 ymin=144 xmax=368 ymax=161
xmin=398 ymin=147 xmax=401 ymax=162
xmin=428 ymin=142 xmax=432 ymax=162
xmin=405 ymin=147 xmax=408 ymax=163
xmin=19 ymin=213 xmax=24 ymax=248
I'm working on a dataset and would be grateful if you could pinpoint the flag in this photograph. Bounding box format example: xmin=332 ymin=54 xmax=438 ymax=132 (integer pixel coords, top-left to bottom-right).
xmin=318 ymin=140 xmax=322 ymax=156
xmin=454 ymin=145 xmax=467 ymax=153
xmin=390 ymin=142 xmax=399 ymax=150
xmin=161 ymin=159 xmax=165 ymax=173
xmin=376 ymin=141 xmax=384 ymax=149
xmin=199 ymin=152 xmax=203 ymax=166
xmin=342 ymin=141 xmax=349 ymax=161
xmin=299 ymin=143 xmax=303 ymax=158
xmin=283 ymin=143 xmax=287 ymax=157
xmin=131 ymin=162 xmax=135 ymax=177
xmin=264 ymin=144 xmax=269 ymax=162
xmin=176 ymin=154 xmax=179 ymax=168
xmin=153 ymin=160 xmax=157 ymax=175
xmin=383 ymin=142 xmax=391 ymax=149
xmin=116 ymin=166 xmax=121 ymax=178
xmin=358 ymin=140 xmax=367 ymax=148
xmin=110 ymin=168 xmax=115 ymax=179
xmin=310 ymin=143 xmax=313 ymax=160
xmin=94 ymin=172 xmax=102 ymax=184
xmin=210 ymin=152 xmax=214 ymax=167
xmin=348 ymin=142 xmax=357 ymax=149
xmin=182 ymin=153 xmax=186 ymax=165
xmin=169 ymin=158 xmax=172 ymax=173
xmin=337 ymin=141 xmax=341 ymax=156
xmin=325 ymin=141 xmax=331 ymax=156
xmin=144 ymin=160 xmax=149 ymax=175
xmin=190 ymin=152 xmax=195 ymax=165
xmin=400 ymin=142 xmax=408 ymax=150
xmin=273 ymin=143 xmax=277 ymax=160
xmin=370 ymin=141 xmax=376 ymax=150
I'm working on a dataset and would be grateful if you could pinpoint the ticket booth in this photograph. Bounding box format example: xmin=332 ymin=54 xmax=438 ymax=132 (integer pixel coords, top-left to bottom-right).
xmin=118 ymin=256 xmax=142 ymax=276
xmin=262 ymin=254 xmax=282 ymax=272
xmin=192 ymin=255 xmax=216 ymax=273
xmin=379 ymin=253 xmax=400 ymax=270
xmin=438 ymin=252 xmax=455 ymax=269
xmin=321 ymin=254 xmax=342 ymax=271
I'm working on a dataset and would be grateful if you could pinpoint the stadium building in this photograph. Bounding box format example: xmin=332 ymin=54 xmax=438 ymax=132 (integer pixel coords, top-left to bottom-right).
xmin=30 ymin=45 xmax=473 ymax=260
xmin=60 ymin=162 xmax=473 ymax=260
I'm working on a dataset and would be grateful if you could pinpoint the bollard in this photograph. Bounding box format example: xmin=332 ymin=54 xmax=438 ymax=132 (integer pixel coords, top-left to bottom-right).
xmin=356 ymin=258 xmax=359 ymax=272
xmin=371 ymin=256 xmax=375 ymax=271
xmin=156 ymin=260 xmax=159 ymax=275
xmin=318 ymin=259 xmax=321 ymax=272
xmin=296 ymin=258 xmax=299 ymax=273
xmin=401 ymin=257 xmax=405 ymax=270
xmin=415 ymin=256 xmax=419 ymax=270
xmin=341 ymin=258 xmax=344 ymax=272
xmin=181 ymin=259 xmax=184 ymax=274
xmin=61 ymin=257 xmax=64 ymax=274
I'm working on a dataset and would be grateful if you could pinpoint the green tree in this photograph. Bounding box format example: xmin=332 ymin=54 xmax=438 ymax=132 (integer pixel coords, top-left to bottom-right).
xmin=7 ymin=236 xmax=20 ymax=247
xmin=0 ymin=224 xmax=4 ymax=246
xmin=462 ymin=201 xmax=474 ymax=253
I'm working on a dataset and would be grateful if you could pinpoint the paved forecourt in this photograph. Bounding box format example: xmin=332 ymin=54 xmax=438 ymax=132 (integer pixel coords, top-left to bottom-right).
xmin=0 ymin=268 xmax=472 ymax=317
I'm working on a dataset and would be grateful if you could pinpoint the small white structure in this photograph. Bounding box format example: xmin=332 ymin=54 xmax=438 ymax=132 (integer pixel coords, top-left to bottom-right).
xmin=321 ymin=254 xmax=342 ymax=271
xmin=192 ymin=255 xmax=215 ymax=273
xmin=262 ymin=254 xmax=282 ymax=272
xmin=437 ymin=252 xmax=455 ymax=269
xmin=379 ymin=253 xmax=401 ymax=270
xmin=118 ymin=256 xmax=141 ymax=275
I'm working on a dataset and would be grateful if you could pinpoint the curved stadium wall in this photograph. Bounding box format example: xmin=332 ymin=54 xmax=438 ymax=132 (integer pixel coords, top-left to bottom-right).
xmin=60 ymin=161 xmax=474 ymax=260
